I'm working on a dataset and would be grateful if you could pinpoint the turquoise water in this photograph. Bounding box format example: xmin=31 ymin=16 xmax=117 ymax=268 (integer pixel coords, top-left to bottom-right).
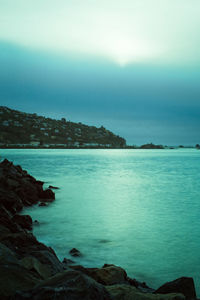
xmin=1 ymin=149 xmax=200 ymax=293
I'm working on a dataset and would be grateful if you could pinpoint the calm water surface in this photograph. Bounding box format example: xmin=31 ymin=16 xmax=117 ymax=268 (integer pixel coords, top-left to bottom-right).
xmin=1 ymin=149 xmax=200 ymax=293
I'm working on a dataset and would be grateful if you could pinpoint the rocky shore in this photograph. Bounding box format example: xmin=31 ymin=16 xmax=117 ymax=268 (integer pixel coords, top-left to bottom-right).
xmin=0 ymin=159 xmax=197 ymax=299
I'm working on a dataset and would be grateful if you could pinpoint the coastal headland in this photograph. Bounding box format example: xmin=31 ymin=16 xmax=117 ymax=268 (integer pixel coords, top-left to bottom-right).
xmin=0 ymin=158 xmax=197 ymax=299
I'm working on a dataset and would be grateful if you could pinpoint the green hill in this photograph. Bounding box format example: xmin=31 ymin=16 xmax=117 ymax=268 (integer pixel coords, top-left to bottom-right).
xmin=0 ymin=106 xmax=126 ymax=148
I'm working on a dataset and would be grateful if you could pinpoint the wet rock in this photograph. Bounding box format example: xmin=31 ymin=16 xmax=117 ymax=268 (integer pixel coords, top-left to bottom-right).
xmin=155 ymin=277 xmax=196 ymax=300
xmin=69 ymin=247 xmax=82 ymax=257
xmin=12 ymin=214 xmax=33 ymax=231
xmin=62 ymin=257 xmax=75 ymax=266
xmin=106 ymin=284 xmax=185 ymax=300
xmin=14 ymin=269 xmax=112 ymax=300
xmin=39 ymin=188 xmax=55 ymax=201
xmin=38 ymin=202 xmax=47 ymax=207
xmin=49 ymin=185 xmax=59 ymax=189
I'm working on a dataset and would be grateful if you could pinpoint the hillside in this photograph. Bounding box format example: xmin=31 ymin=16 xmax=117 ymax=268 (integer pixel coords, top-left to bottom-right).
xmin=0 ymin=106 xmax=126 ymax=148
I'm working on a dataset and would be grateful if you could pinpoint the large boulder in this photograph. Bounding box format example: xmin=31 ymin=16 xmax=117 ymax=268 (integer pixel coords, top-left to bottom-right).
xmin=14 ymin=269 xmax=112 ymax=300
xmin=29 ymin=249 xmax=64 ymax=275
xmin=71 ymin=263 xmax=127 ymax=285
xmin=20 ymin=256 xmax=52 ymax=279
xmin=0 ymin=264 xmax=40 ymax=297
xmin=106 ymin=284 xmax=185 ymax=300
xmin=155 ymin=277 xmax=196 ymax=300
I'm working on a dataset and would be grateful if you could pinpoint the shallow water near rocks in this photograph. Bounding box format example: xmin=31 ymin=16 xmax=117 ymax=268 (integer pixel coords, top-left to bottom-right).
xmin=2 ymin=149 xmax=200 ymax=295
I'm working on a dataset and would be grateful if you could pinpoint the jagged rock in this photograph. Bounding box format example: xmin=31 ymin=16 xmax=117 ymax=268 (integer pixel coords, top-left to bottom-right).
xmin=0 ymin=231 xmax=48 ymax=256
xmin=39 ymin=188 xmax=55 ymax=201
xmin=0 ymin=159 xmax=51 ymax=210
xmin=69 ymin=247 xmax=82 ymax=257
xmin=0 ymin=204 xmax=22 ymax=233
xmin=106 ymin=284 xmax=185 ymax=300
xmin=12 ymin=214 xmax=33 ymax=231
xmin=62 ymin=257 xmax=75 ymax=266
xmin=14 ymin=269 xmax=112 ymax=300
xmin=0 ymin=242 xmax=19 ymax=264
xmin=20 ymin=256 xmax=52 ymax=279
xmin=155 ymin=277 xmax=196 ymax=300
xmin=0 ymin=264 xmax=40 ymax=297
xmin=0 ymin=188 xmax=23 ymax=214
xmin=16 ymin=178 xmax=40 ymax=205
xmin=29 ymin=249 xmax=64 ymax=275
xmin=49 ymin=185 xmax=59 ymax=189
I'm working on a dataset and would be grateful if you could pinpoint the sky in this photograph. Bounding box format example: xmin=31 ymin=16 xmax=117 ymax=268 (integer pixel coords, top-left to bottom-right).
xmin=0 ymin=0 xmax=200 ymax=145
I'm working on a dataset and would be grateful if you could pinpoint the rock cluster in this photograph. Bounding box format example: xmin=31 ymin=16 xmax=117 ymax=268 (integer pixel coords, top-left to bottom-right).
xmin=0 ymin=159 xmax=197 ymax=299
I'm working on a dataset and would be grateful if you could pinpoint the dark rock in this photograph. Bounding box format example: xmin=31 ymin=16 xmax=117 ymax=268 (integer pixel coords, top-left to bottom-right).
xmin=62 ymin=257 xmax=75 ymax=265
xmin=155 ymin=277 xmax=196 ymax=300
xmin=20 ymin=256 xmax=52 ymax=279
xmin=29 ymin=249 xmax=64 ymax=275
xmin=106 ymin=284 xmax=185 ymax=300
xmin=6 ymin=177 xmax=20 ymax=189
xmin=12 ymin=214 xmax=33 ymax=231
xmin=71 ymin=263 xmax=127 ymax=285
xmin=0 ymin=204 xmax=22 ymax=234
xmin=39 ymin=188 xmax=55 ymax=201
xmin=49 ymin=185 xmax=59 ymax=189
xmin=0 ymin=263 xmax=40 ymax=297
xmin=14 ymin=269 xmax=112 ymax=300
xmin=36 ymin=180 xmax=44 ymax=186
xmin=0 ymin=224 xmax=11 ymax=238
xmin=16 ymin=178 xmax=40 ymax=205
xmin=39 ymin=202 xmax=47 ymax=207
xmin=0 ymin=188 xmax=23 ymax=214
xmin=0 ymin=242 xmax=19 ymax=264
xmin=69 ymin=247 xmax=82 ymax=257
xmin=0 ymin=231 xmax=48 ymax=256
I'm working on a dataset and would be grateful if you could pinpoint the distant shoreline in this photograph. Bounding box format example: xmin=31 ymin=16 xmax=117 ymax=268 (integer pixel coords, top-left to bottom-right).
xmin=0 ymin=145 xmax=197 ymax=150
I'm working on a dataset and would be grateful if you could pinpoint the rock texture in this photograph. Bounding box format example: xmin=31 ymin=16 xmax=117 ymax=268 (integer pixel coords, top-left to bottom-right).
xmin=155 ymin=277 xmax=196 ymax=300
xmin=0 ymin=159 xmax=197 ymax=299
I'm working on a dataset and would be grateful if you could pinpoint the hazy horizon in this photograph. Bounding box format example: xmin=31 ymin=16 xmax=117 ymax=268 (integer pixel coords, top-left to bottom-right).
xmin=0 ymin=0 xmax=200 ymax=145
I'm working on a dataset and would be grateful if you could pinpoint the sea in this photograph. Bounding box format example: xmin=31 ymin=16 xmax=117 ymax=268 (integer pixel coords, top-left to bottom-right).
xmin=1 ymin=149 xmax=200 ymax=294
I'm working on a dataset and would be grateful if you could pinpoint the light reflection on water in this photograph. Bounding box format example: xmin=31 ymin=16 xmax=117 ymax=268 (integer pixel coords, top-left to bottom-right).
xmin=2 ymin=149 xmax=200 ymax=294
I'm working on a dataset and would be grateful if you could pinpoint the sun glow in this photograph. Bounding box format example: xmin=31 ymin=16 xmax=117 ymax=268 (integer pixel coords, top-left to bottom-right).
xmin=101 ymin=37 xmax=158 ymax=66
xmin=0 ymin=0 xmax=200 ymax=66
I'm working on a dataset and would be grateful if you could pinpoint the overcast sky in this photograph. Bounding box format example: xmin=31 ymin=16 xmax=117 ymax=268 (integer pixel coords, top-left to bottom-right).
xmin=0 ymin=0 xmax=200 ymax=145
